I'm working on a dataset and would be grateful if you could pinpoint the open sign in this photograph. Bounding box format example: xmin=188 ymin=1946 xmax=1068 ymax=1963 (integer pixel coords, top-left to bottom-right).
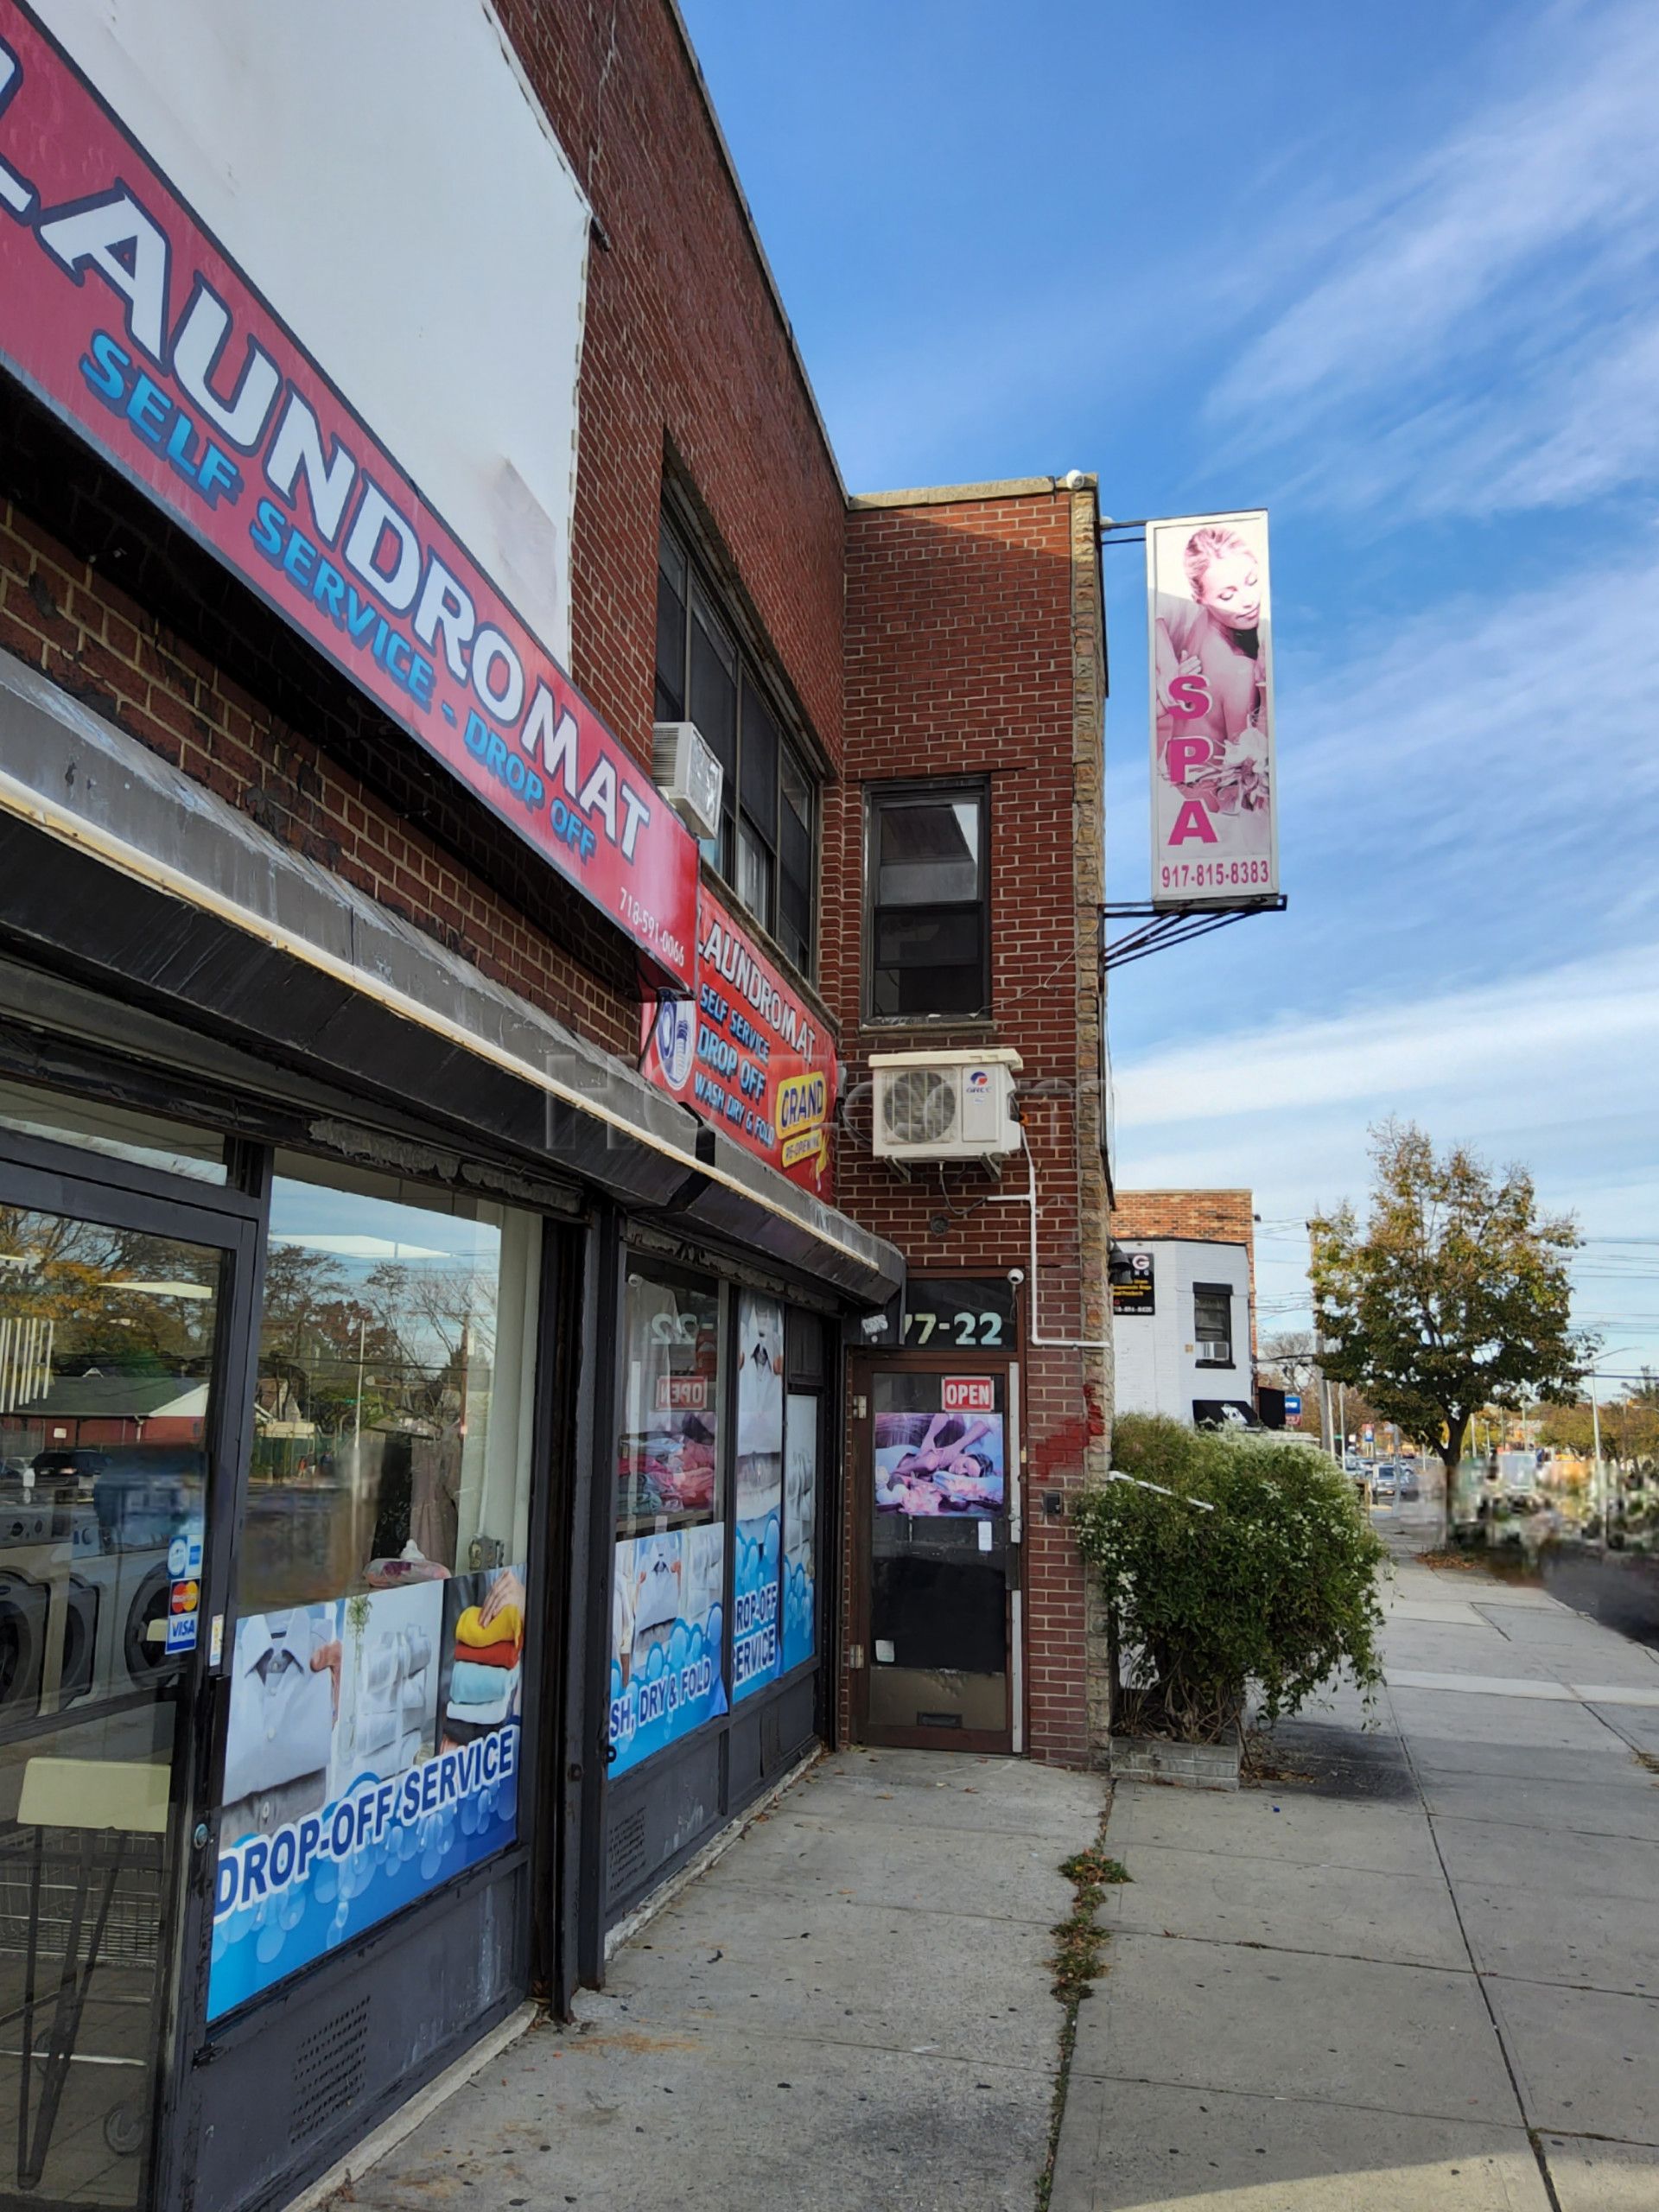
xmin=943 ymin=1377 xmax=995 ymax=1414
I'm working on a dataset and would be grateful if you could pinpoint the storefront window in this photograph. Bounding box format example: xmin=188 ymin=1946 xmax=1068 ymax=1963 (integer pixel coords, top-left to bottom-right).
xmin=0 ymin=1077 xmax=226 ymax=1184
xmin=0 ymin=1197 xmax=222 ymax=2202
xmin=210 ymin=1157 xmax=541 ymax=2021
xmin=783 ymin=1389 xmax=818 ymax=1672
xmin=733 ymin=1292 xmax=783 ymax=1700
xmin=608 ymin=1266 xmax=727 ymax=1776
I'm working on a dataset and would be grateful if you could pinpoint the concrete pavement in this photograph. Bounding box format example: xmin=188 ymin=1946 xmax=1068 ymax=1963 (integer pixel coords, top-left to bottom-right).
xmin=1052 ymin=1539 xmax=1659 ymax=2211
xmin=326 ymin=1747 xmax=1103 ymax=2210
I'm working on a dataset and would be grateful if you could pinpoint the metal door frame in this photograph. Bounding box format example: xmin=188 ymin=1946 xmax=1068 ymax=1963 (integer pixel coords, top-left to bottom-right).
xmin=849 ymin=1348 xmax=1020 ymax=1756
xmin=0 ymin=1134 xmax=264 ymax=2212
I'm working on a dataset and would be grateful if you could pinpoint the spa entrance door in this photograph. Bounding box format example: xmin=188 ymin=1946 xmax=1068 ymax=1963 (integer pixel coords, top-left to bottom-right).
xmin=850 ymin=1357 xmax=1019 ymax=1754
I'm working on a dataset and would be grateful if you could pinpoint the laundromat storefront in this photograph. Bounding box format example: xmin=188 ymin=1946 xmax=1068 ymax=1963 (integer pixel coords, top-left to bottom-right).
xmin=0 ymin=1073 xmax=569 ymax=2212
xmin=0 ymin=986 xmax=893 ymax=2212
xmin=0 ymin=676 xmax=899 ymax=2212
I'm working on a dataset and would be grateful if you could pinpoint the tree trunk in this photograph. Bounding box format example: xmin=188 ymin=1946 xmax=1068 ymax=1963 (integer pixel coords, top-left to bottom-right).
xmin=1436 ymin=1411 xmax=1469 ymax=1547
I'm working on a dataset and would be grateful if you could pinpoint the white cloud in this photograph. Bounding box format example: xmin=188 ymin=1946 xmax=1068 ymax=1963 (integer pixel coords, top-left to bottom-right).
xmin=1113 ymin=941 xmax=1659 ymax=1358
xmin=1207 ymin=0 xmax=1659 ymax=516
xmin=1284 ymin=548 xmax=1659 ymax=855
xmin=1117 ymin=941 xmax=1659 ymax=1128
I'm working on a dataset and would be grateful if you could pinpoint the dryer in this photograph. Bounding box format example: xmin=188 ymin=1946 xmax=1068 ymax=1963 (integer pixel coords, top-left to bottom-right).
xmin=0 ymin=1569 xmax=47 ymax=1724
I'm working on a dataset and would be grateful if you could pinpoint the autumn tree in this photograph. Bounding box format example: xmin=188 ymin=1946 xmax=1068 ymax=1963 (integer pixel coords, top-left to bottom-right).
xmin=1310 ymin=1122 xmax=1588 ymax=1491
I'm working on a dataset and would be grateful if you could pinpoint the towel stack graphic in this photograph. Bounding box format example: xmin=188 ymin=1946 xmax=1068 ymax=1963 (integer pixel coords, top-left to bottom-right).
xmin=444 ymin=1600 xmax=523 ymax=1732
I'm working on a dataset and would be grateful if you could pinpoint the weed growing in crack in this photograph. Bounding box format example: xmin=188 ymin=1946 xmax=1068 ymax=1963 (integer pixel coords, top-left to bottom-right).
xmin=1036 ymin=1819 xmax=1131 ymax=2209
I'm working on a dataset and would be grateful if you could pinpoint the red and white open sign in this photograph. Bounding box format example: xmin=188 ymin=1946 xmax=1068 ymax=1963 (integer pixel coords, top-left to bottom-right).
xmin=943 ymin=1377 xmax=995 ymax=1414
xmin=655 ymin=1375 xmax=709 ymax=1411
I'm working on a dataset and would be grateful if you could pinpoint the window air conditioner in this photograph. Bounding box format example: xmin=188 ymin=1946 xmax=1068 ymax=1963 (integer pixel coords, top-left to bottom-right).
xmin=1196 ymin=1340 xmax=1231 ymax=1363
xmin=652 ymin=720 xmax=724 ymax=843
xmin=869 ymin=1049 xmax=1021 ymax=1164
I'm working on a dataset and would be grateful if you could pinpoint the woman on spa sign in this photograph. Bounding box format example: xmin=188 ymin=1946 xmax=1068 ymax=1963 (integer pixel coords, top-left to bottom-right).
xmin=1154 ymin=524 xmax=1269 ymax=821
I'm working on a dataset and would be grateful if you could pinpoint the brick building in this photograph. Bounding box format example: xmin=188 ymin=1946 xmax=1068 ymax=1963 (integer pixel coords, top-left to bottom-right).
xmin=1111 ymin=1190 xmax=1259 ymax=1426
xmin=0 ymin=5 xmax=1111 ymax=2205
xmin=829 ymin=482 xmax=1111 ymax=1765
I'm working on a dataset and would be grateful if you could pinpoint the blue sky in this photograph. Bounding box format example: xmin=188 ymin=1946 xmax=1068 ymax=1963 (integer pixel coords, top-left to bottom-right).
xmin=683 ymin=0 xmax=1659 ymax=1382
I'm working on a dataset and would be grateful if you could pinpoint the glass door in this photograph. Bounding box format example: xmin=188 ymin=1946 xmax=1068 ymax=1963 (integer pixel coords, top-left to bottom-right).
xmin=858 ymin=1363 xmax=1014 ymax=1751
xmin=0 ymin=1169 xmax=250 ymax=2207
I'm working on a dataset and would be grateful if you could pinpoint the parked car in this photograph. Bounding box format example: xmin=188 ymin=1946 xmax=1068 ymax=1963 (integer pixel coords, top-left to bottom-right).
xmin=1397 ymin=1470 xmax=1421 ymax=1501
xmin=1371 ymin=1465 xmax=1398 ymax=1500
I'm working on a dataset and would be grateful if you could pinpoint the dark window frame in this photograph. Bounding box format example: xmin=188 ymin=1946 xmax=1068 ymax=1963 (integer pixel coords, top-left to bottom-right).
xmin=654 ymin=512 xmax=819 ymax=979
xmin=862 ymin=779 xmax=992 ymax=1025
xmin=1192 ymin=1282 xmax=1235 ymax=1368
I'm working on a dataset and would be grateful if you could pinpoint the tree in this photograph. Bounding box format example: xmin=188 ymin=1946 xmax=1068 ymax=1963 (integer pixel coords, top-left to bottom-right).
xmin=1310 ymin=1121 xmax=1589 ymax=1491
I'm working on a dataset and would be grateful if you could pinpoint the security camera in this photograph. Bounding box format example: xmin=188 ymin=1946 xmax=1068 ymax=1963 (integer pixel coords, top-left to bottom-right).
xmin=1007 ymin=1268 xmax=1026 ymax=1285
xmin=1060 ymin=468 xmax=1085 ymax=491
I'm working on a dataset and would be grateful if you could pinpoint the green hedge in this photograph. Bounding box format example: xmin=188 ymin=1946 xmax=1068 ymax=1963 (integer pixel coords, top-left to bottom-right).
xmin=1074 ymin=1414 xmax=1388 ymax=1743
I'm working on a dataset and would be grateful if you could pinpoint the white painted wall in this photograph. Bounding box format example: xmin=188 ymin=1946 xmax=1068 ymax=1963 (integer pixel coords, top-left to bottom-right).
xmin=38 ymin=0 xmax=589 ymax=662
xmin=1112 ymin=1239 xmax=1253 ymax=1425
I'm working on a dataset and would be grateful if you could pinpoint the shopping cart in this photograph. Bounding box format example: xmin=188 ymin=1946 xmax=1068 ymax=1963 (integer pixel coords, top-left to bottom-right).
xmin=2 ymin=1758 xmax=168 ymax=2190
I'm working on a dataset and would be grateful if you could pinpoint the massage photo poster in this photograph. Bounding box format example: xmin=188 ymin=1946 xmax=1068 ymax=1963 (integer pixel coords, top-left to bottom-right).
xmin=1147 ymin=509 xmax=1278 ymax=910
xmin=209 ymin=1566 xmax=527 ymax=2018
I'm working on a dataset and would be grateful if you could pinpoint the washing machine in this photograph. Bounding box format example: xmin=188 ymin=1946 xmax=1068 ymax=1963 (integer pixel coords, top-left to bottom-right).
xmin=0 ymin=1569 xmax=48 ymax=1724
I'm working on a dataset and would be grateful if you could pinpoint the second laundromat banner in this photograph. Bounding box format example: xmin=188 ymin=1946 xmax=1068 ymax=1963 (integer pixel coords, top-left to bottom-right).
xmin=640 ymin=885 xmax=836 ymax=1198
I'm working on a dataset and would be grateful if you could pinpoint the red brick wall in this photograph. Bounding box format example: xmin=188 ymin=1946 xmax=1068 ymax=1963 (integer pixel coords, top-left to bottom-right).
xmin=1113 ymin=1190 xmax=1257 ymax=1355
xmin=497 ymin=0 xmax=846 ymax=767
xmin=830 ymin=485 xmax=1106 ymax=1764
xmin=0 ymin=0 xmax=846 ymax=1066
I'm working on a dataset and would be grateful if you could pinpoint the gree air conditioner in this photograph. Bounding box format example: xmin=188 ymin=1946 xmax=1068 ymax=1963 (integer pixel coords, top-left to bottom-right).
xmin=869 ymin=1049 xmax=1022 ymax=1164
xmin=652 ymin=720 xmax=724 ymax=842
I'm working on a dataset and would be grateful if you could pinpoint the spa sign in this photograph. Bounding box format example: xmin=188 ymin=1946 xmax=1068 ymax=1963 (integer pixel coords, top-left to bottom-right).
xmin=0 ymin=5 xmax=697 ymax=986
xmin=1147 ymin=508 xmax=1278 ymax=912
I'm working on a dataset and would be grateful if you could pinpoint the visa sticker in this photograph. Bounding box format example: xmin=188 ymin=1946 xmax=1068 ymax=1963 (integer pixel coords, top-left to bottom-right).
xmin=166 ymin=1612 xmax=198 ymax=1654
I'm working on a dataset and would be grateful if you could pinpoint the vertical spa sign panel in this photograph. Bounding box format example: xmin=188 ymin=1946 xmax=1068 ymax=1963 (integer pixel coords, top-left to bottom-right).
xmin=0 ymin=3 xmax=696 ymax=984
xmin=1147 ymin=510 xmax=1278 ymax=911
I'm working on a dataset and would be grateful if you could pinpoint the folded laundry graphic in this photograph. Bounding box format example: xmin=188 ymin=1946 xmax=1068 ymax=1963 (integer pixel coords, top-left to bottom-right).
xmin=455 ymin=1603 xmax=523 ymax=1650
xmin=446 ymin=1662 xmax=520 ymax=1729
xmin=455 ymin=1637 xmax=519 ymax=1669
xmin=449 ymin=1656 xmax=517 ymax=1706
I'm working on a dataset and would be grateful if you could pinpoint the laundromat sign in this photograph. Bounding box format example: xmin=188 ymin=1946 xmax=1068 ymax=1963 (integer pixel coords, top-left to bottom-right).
xmin=640 ymin=885 xmax=836 ymax=1198
xmin=0 ymin=6 xmax=698 ymax=988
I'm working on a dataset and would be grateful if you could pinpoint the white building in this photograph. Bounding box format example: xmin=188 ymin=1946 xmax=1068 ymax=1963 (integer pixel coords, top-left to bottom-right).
xmin=1110 ymin=1235 xmax=1255 ymax=1427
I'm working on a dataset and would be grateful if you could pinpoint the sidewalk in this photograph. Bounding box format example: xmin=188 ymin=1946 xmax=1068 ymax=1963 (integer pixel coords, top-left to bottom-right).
xmin=1052 ymin=1544 xmax=1659 ymax=2211
xmin=327 ymin=1748 xmax=1103 ymax=2211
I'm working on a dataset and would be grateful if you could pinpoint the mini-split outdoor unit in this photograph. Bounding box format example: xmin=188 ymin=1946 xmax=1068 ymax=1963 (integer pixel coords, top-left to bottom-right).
xmin=869 ymin=1048 xmax=1022 ymax=1164
xmin=652 ymin=720 xmax=724 ymax=843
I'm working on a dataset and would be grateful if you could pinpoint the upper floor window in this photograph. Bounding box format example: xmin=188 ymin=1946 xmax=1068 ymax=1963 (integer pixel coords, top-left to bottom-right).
xmin=865 ymin=781 xmax=990 ymax=1020
xmin=655 ymin=518 xmax=817 ymax=976
xmin=1192 ymin=1283 xmax=1235 ymax=1367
